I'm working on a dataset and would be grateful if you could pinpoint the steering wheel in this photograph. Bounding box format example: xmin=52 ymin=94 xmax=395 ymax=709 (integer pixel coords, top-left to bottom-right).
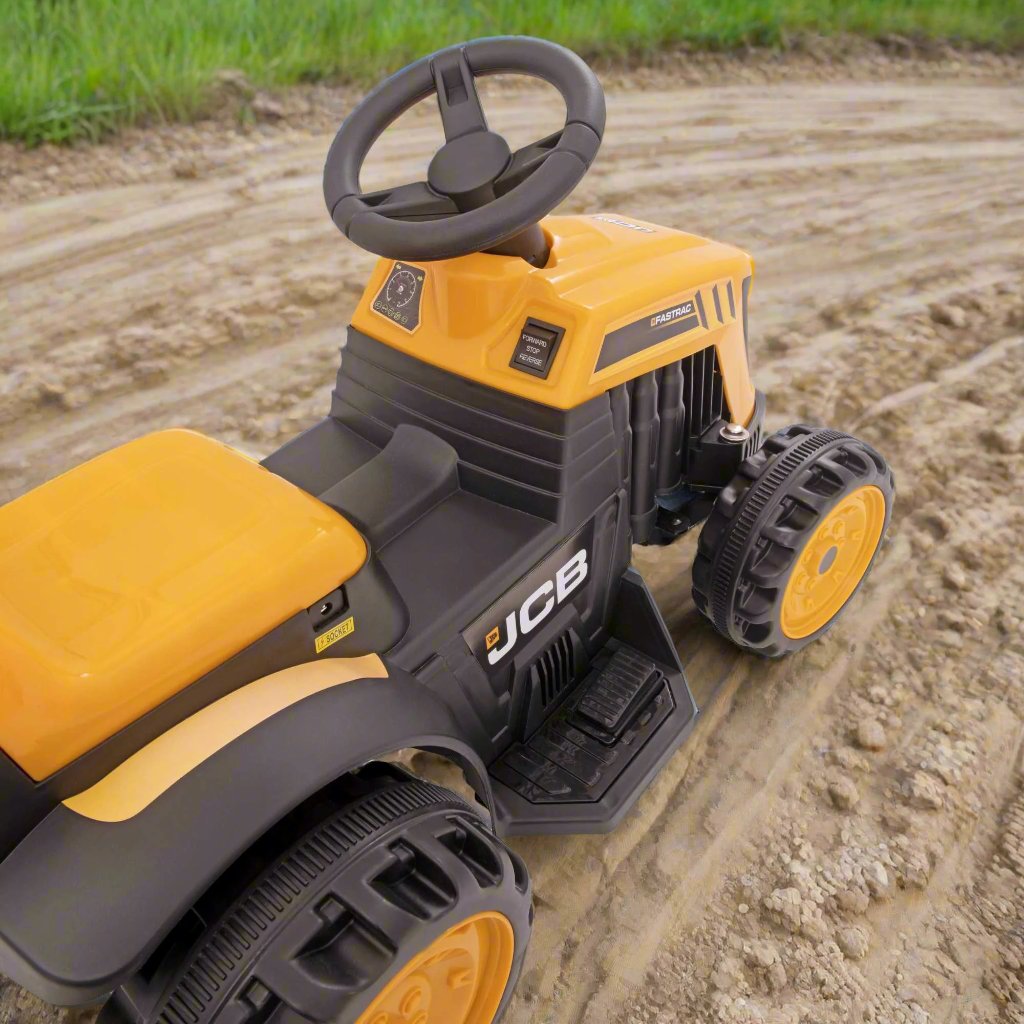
xmin=323 ymin=36 xmax=606 ymax=263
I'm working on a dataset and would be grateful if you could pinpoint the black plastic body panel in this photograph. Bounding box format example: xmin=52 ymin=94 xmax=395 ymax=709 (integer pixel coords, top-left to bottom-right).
xmin=266 ymin=328 xmax=631 ymax=683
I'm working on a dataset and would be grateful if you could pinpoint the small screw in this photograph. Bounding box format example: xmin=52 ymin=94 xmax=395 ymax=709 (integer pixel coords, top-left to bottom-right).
xmin=320 ymin=602 xmax=332 ymax=615
xmin=720 ymin=422 xmax=750 ymax=444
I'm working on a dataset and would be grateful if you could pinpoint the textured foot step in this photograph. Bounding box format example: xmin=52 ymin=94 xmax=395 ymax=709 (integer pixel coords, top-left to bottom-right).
xmin=575 ymin=647 xmax=658 ymax=735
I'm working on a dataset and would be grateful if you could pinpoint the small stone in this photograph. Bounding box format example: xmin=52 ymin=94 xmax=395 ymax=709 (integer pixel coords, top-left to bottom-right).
xmin=942 ymin=563 xmax=969 ymax=591
xmin=937 ymin=609 xmax=967 ymax=632
xmin=172 ymin=158 xmax=201 ymax=180
xmin=828 ymin=774 xmax=861 ymax=810
xmin=905 ymin=771 xmax=945 ymax=810
xmin=832 ymin=745 xmax=869 ymax=770
xmin=37 ymin=377 xmax=67 ymax=402
xmin=899 ymin=844 xmax=933 ymax=888
xmin=936 ymin=629 xmax=964 ymax=649
xmin=738 ymin=903 xmax=749 ymax=914
xmin=981 ymin=423 xmax=1024 ymax=455
xmin=711 ymin=955 xmax=746 ymax=993
xmin=929 ymin=302 xmax=967 ymax=328
xmin=132 ymin=359 xmax=170 ymax=384
xmin=224 ymin=312 xmax=250 ymax=341
xmin=801 ymin=910 xmax=830 ymax=942
xmin=764 ymin=887 xmax=803 ymax=933
xmin=767 ymin=961 xmax=788 ymax=992
xmin=856 ymin=719 xmax=887 ymax=751
xmin=745 ymin=940 xmax=779 ymax=969
xmin=865 ymin=861 xmax=891 ymax=898
xmin=836 ymin=887 xmax=871 ymax=914
xmin=837 ymin=925 xmax=870 ymax=960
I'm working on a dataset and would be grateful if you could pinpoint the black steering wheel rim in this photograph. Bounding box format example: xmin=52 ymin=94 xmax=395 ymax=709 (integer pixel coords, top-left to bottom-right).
xmin=323 ymin=36 xmax=606 ymax=262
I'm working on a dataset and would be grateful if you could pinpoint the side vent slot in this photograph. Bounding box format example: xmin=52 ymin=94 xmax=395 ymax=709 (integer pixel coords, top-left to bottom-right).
xmin=534 ymin=631 xmax=575 ymax=708
xmin=519 ymin=630 xmax=581 ymax=739
xmin=681 ymin=345 xmax=726 ymax=473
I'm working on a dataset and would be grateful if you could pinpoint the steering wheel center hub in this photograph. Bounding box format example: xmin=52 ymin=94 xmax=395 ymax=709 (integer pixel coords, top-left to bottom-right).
xmin=427 ymin=131 xmax=511 ymax=203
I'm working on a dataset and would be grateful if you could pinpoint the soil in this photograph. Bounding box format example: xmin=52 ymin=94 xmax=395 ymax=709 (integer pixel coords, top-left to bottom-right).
xmin=1 ymin=49 xmax=1023 ymax=1024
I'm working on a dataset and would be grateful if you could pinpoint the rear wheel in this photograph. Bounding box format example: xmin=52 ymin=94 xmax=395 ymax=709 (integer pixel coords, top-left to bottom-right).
xmin=101 ymin=765 xmax=531 ymax=1024
xmin=692 ymin=424 xmax=894 ymax=657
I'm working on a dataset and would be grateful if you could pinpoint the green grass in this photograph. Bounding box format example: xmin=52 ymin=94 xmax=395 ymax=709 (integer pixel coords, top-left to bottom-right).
xmin=3 ymin=0 xmax=1021 ymax=145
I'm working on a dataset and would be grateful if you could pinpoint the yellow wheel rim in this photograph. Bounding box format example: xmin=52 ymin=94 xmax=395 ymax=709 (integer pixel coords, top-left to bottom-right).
xmin=780 ymin=484 xmax=886 ymax=640
xmin=354 ymin=912 xmax=514 ymax=1024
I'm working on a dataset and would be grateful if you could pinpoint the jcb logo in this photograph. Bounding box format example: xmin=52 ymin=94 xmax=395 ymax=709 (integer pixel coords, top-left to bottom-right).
xmin=485 ymin=549 xmax=588 ymax=665
xmin=463 ymin=521 xmax=595 ymax=673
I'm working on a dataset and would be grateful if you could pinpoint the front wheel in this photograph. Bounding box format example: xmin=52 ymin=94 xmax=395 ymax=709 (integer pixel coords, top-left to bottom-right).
xmin=692 ymin=424 xmax=895 ymax=657
xmin=101 ymin=765 xmax=531 ymax=1024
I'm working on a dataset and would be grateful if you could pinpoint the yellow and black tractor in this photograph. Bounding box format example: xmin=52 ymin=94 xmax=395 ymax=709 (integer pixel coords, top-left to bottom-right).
xmin=0 ymin=37 xmax=894 ymax=1024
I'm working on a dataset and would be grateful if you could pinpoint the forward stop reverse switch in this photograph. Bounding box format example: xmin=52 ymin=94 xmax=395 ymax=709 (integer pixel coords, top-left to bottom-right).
xmin=510 ymin=318 xmax=565 ymax=378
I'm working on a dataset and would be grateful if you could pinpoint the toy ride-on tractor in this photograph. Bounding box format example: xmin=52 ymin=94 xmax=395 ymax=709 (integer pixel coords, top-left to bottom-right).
xmin=0 ymin=36 xmax=894 ymax=1024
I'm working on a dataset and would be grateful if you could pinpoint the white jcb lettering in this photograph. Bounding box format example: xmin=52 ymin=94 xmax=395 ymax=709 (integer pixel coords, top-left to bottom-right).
xmin=485 ymin=547 xmax=591 ymax=666
xmin=521 ymin=581 xmax=554 ymax=634
xmin=555 ymin=549 xmax=588 ymax=602
xmin=487 ymin=611 xmax=518 ymax=666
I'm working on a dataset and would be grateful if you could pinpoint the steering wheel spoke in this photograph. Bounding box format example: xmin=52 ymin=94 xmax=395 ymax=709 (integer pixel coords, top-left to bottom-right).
xmin=494 ymin=131 xmax=564 ymax=195
xmin=431 ymin=47 xmax=488 ymax=141
xmin=359 ymin=181 xmax=458 ymax=221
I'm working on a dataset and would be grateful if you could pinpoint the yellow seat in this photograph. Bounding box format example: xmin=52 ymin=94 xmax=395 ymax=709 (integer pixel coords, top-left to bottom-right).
xmin=0 ymin=430 xmax=367 ymax=781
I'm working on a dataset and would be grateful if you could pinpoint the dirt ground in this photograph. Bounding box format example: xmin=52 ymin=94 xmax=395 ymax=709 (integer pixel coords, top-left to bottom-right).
xmin=1 ymin=51 xmax=1023 ymax=1024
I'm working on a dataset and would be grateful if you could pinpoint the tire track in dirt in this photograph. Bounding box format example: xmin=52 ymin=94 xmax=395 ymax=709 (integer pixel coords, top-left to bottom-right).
xmin=1 ymin=71 xmax=1022 ymax=1024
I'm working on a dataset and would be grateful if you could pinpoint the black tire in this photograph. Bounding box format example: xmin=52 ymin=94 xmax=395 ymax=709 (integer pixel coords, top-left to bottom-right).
xmin=692 ymin=424 xmax=895 ymax=657
xmin=101 ymin=765 xmax=531 ymax=1024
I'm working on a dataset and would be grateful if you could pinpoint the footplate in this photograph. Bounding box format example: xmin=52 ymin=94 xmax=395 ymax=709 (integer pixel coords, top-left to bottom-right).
xmin=491 ymin=647 xmax=675 ymax=806
xmin=488 ymin=568 xmax=699 ymax=837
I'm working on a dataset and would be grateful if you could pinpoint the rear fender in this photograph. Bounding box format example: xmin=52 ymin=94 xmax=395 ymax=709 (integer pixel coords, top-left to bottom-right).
xmin=0 ymin=657 xmax=491 ymax=1006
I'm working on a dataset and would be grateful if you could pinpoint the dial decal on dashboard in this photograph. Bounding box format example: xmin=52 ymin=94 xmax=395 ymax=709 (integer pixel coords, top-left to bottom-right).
xmin=372 ymin=262 xmax=425 ymax=333
xmin=386 ymin=269 xmax=418 ymax=307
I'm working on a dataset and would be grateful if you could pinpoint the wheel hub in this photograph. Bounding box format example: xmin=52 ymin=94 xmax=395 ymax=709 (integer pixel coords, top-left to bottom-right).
xmin=780 ymin=484 xmax=886 ymax=639
xmin=355 ymin=912 xmax=514 ymax=1024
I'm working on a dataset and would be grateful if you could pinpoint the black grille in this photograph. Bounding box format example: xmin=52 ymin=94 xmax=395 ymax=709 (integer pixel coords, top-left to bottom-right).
xmin=680 ymin=346 xmax=725 ymax=472
xmin=531 ymin=632 xmax=575 ymax=708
